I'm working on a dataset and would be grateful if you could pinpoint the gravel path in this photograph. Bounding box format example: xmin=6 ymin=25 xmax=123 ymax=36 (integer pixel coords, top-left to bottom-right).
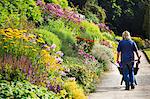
xmin=89 ymin=51 xmax=150 ymax=99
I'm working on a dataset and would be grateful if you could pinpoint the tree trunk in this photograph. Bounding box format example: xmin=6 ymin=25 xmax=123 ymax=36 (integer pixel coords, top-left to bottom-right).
xmin=143 ymin=0 xmax=150 ymax=39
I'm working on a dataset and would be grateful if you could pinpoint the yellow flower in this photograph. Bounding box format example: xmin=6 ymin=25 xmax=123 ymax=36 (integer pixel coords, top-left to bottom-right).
xmin=38 ymin=34 xmax=43 ymax=37
xmin=29 ymin=34 xmax=36 ymax=39
xmin=13 ymin=29 xmax=19 ymax=32
xmin=6 ymin=28 xmax=13 ymax=32
xmin=60 ymin=90 xmax=67 ymax=97
xmin=23 ymin=37 xmax=29 ymax=42
xmin=24 ymin=46 xmax=30 ymax=48
xmin=32 ymin=49 xmax=37 ymax=52
xmin=32 ymin=41 xmax=37 ymax=44
xmin=37 ymin=38 xmax=45 ymax=43
xmin=3 ymin=46 xmax=8 ymax=49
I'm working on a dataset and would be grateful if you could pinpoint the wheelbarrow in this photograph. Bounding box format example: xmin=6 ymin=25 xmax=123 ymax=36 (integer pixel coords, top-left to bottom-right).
xmin=112 ymin=57 xmax=141 ymax=85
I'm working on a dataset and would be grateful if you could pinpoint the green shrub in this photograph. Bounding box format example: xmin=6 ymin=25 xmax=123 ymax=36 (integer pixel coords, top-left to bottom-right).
xmin=43 ymin=19 xmax=76 ymax=56
xmin=91 ymin=44 xmax=114 ymax=71
xmin=83 ymin=10 xmax=100 ymax=24
xmin=132 ymin=37 xmax=145 ymax=49
xmin=102 ymin=32 xmax=115 ymax=41
xmin=0 ymin=0 xmax=43 ymax=28
xmin=80 ymin=20 xmax=103 ymax=40
xmin=83 ymin=4 xmax=106 ymax=23
xmin=34 ymin=29 xmax=62 ymax=51
xmin=0 ymin=80 xmax=58 ymax=99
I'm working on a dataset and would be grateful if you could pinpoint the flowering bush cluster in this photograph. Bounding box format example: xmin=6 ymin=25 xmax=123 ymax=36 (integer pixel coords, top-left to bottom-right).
xmin=36 ymin=0 xmax=84 ymax=23
xmin=0 ymin=28 xmax=87 ymax=98
xmin=0 ymin=0 xmax=118 ymax=98
xmin=78 ymin=49 xmax=97 ymax=64
xmin=98 ymin=23 xmax=113 ymax=33
xmin=64 ymin=56 xmax=102 ymax=93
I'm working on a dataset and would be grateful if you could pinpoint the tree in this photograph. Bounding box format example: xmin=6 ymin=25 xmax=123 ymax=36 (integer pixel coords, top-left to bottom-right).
xmin=98 ymin=0 xmax=145 ymax=37
xmin=143 ymin=0 xmax=150 ymax=39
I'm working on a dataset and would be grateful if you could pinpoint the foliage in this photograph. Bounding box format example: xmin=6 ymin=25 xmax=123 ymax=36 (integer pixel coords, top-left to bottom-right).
xmin=34 ymin=29 xmax=62 ymax=51
xmin=83 ymin=11 xmax=100 ymax=23
xmin=98 ymin=0 xmax=145 ymax=36
xmin=83 ymin=4 xmax=106 ymax=23
xmin=0 ymin=80 xmax=58 ymax=99
xmin=79 ymin=20 xmax=103 ymax=40
xmin=68 ymin=0 xmax=106 ymax=23
xmin=0 ymin=0 xmax=43 ymax=27
xmin=132 ymin=37 xmax=145 ymax=49
xmin=44 ymin=0 xmax=68 ymax=8
xmin=102 ymin=32 xmax=115 ymax=41
xmin=43 ymin=19 xmax=77 ymax=56
xmin=91 ymin=44 xmax=114 ymax=71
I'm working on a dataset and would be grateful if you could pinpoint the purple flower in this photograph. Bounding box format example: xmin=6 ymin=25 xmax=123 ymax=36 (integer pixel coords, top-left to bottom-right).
xmin=56 ymin=57 xmax=63 ymax=63
xmin=50 ymin=44 xmax=56 ymax=49
xmin=60 ymin=71 xmax=66 ymax=76
xmin=56 ymin=51 xmax=64 ymax=57
xmin=57 ymin=85 xmax=61 ymax=92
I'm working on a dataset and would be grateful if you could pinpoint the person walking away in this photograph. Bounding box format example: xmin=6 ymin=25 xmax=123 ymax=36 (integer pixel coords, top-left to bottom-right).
xmin=116 ymin=31 xmax=140 ymax=90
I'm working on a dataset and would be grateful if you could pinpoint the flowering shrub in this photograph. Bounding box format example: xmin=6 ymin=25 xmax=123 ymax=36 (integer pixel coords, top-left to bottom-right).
xmin=64 ymin=56 xmax=102 ymax=93
xmin=0 ymin=28 xmax=87 ymax=98
xmin=76 ymin=36 xmax=94 ymax=53
xmin=91 ymin=44 xmax=114 ymax=71
xmin=97 ymin=23 xmax=114 ymax=34
xmin=37 ymin=0 xmax=83 ymax=23
xmin=34 ymin=29 xmax=62 ymax=51
xmin=64 ymin=80 xmax=87 ymax=99
xmin=0 ymin=28 xmax=64 ymax=86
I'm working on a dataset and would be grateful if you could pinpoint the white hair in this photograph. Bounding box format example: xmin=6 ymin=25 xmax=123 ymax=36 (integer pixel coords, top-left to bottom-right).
xmin=122 ymin=31 xmax=131 ymax=40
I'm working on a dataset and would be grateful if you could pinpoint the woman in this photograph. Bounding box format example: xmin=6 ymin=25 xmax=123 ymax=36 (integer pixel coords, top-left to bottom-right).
xmin=116 ymin=31 xmax=140 ymax=90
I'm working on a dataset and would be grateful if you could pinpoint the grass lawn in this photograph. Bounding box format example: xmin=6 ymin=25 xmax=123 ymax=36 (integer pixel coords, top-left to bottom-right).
xmin=144 ymin=49 xmax=150 ymax=60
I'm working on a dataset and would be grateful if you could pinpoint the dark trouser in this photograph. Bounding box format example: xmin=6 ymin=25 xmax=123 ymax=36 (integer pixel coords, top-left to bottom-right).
xmin=122 ymin=62 xmax=134 ymax=86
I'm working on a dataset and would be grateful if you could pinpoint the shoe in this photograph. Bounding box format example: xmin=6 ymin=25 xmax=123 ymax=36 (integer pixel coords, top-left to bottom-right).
xmin=131 ymin=84 xmax=135 ymax=89
xmin=125 ymin=86 xmax=130 ymax=90
xmin=125 ymin=82 xmax=130 ymax=90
